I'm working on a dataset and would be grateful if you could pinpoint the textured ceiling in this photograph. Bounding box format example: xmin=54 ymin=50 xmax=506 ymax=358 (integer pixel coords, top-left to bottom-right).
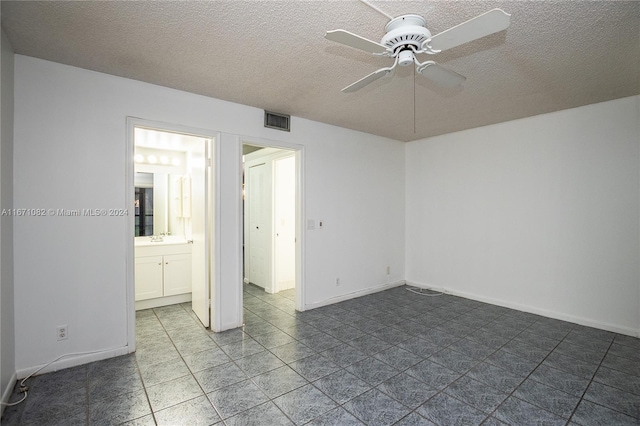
xmin=2 ymin=1 xmax=639 ymax=142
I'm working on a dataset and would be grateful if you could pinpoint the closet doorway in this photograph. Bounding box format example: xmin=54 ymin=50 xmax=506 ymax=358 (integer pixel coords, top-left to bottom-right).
xmin=243 ymin=145 xmax=299 ymax=302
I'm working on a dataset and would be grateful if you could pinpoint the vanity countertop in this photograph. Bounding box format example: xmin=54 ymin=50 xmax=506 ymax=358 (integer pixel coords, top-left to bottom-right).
xmin=135 ymin=236 xmax=189 ymax=247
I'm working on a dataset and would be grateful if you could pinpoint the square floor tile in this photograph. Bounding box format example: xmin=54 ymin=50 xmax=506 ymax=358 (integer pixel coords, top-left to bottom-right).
xmin=448 ymin=338 xmax=496 ymax=360
xmin=325 ymin=325 xmax=367 ymax=342
xmin=224 ymin=401 xmax=294 ymax=426
xmin=251 ymin=365 xmax=309 ymax=398
xmin=484 ymin=349 xmax=538 ymax=377
xmin=593 ymin=366 xmax=640 ymax=396
xmin=145 ymin=374 xmax=204 ymax=412
xmin=429 ymin=348 xmax=479 ymax=374
xmin=377 ymin=373 xmax=437 ymax=409
xmin=444 ymin=376 xmax=509 ymax=414
xmin=313 ymin=369 xmax=371 ymax=404
xmin=571 ymin=399 xmax=638 ymax=426
xmin=513 ymin=378 xmax=580 ymax=418
xmin=89 ymin=390 xmax=151 ymax=425
xmin=405 ymin=360 xmax=461 ymax=390
xmin=207 ymin=379 xmax=269 ymax=419
xmin=542 ymin=352 xmax=599 ymax=380
xmin=417 ymin=392 xmax=487 ymax=426
xmin=289 ymin=354 xmax=340 ymax=381
xmin=346 ymin=357 xmax=400 ymax=386
xmin=138 ymin=357 xmax=190 ymax=387
xmin=234 ymin=350 xmax=286 ymax=377
xmin=209 ymin=328 xmax=250 ymax=346
xmin=193 ymin=362 xmax=248 ymax=393
xmin=252 ymin=330 xmax=296 ymax=349
xmin=298 ymin=332 xmax=343 ymax=352
xmin=500 ymin=339 xmax=549 ymax=363
xmin=392 ymin=412 xmax=437 ymax=425
xmin=306 ymin=406 xmax=365 ymax=425
xmin=583 ymin=381 xmax=640 ymax=419
xmin=269 ymin=341 xmax=317 ymax=363
xmin=343 ymin=388 xmax=411 ymax=426
xmin=553 ymin=340 xmax=606 ymax=365
xmin=602 ymin=353 xmax=640 ymax=377
xmin=219 ymin=338 xmax=265 ymax=360
xmin=347 ymin=334 xmax=392 ymax=355
xmin=528 ymin=364 xmax=590 ymax=398
xmin=466 ymin=362 xmax=525 ymax=393
xmin=320 ymin=344 xmax=368 ymax=368
xmin=273 ymin=383 xmax=337 ymax=424
xmin=493 ymin=397 xmax=566 ymax=426
xmin=373 ymin=346 xmax=424 ymax=370
xmin=182 ymin=347 xmax=232 ymax=373
xmin=154 ymin=395 xmax=221 ymax=425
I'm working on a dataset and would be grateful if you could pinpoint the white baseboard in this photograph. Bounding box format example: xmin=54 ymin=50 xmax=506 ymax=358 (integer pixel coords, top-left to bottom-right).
xmin=304 ymin=280 xmax=406 ymax=310
xmin=135 ymin=293 xmax=191 ymax=311
xmin=406 ymin=280 xmax=640 ymax=338
xmin=15 ymin=345 xmax=130 ymax=380
xmin=1 ymin=370 xmax=18 ymax=416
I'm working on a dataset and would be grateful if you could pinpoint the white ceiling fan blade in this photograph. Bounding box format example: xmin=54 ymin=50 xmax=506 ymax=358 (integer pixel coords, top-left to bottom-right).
xmin=417 ymin=62 xmax=466 ymax=87
xmin=326 ymin=30 xmax=390 ymax=55
xmin=342 ymin=67 xmax=394 ymax=92
xmin=427 ymin=9 xmax=511 ymax=52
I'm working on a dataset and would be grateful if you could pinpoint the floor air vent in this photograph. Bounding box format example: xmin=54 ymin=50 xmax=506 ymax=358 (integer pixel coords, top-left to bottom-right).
xmin=264 ymin=111 xmax=290 ymax=132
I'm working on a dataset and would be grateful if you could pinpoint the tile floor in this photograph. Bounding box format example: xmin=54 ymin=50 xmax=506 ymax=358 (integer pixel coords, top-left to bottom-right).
xmin=2 ymin=284 xmax=640 ymax=425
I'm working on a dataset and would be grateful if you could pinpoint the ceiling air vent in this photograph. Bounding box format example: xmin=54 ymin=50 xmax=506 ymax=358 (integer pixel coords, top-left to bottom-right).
xmin=264 ymin=111 xmax=290 ymax=132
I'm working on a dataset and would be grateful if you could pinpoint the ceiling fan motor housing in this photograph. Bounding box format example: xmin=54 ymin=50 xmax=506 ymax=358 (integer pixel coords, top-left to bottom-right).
xmin=381 ymin=14 xmax=432 ymax=53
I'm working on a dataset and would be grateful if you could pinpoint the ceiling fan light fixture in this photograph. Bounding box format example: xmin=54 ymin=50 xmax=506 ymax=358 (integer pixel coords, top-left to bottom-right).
xmin=325 ymin=6 xmax=510 ymax=92
xmin=398 ymin=50 xmax=415 ymax=67
xmin=381 ymin=14 xmax=432 ymax=52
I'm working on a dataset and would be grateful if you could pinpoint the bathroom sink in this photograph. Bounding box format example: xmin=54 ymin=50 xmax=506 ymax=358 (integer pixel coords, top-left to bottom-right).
xmin=135 ymin=236 xmax=189 ymax=246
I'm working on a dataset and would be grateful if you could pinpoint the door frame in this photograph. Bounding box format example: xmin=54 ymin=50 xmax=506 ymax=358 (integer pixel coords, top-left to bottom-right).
xmin=125 ymin=117 xmax=221 ymax=350
xmin=240 ymin=139 xmax=305 ymax=319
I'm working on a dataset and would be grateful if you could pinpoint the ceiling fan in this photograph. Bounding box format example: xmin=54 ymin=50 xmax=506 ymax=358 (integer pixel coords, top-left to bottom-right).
xmin=325 ymin=1 xmax=511 ymax=92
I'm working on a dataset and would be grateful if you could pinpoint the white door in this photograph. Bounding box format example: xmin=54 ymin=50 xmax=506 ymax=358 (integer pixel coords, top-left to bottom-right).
xmin=274 ymin=155 xmax=296 ymax=292
xmin=248 ymin=162 xmax=269 ymax=289
xmin=191 ymin=140 xmax=211 ymax=327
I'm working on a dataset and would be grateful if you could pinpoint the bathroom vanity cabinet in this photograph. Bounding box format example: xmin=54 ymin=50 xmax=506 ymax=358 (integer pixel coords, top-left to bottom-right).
xmin=135 ymin=241 xmax=192 ymax=305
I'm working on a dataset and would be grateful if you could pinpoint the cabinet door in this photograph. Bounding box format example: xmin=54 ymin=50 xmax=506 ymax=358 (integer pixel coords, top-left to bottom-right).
xmin=135 ymin=255 xmax=163 ymax=301
xmin=163 ymin=253 xmax=192 ymax=296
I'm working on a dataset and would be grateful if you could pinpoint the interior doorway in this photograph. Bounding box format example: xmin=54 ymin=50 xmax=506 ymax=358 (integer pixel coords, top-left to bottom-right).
xmin=242 ymin=145 xmax=298 ymax=300
xmin=127 ymin=120 xmax=216 ymax=341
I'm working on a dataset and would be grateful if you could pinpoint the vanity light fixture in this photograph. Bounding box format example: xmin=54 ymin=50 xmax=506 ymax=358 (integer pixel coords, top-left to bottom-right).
xmin=134 ymin=149 xmax=183 ymax=167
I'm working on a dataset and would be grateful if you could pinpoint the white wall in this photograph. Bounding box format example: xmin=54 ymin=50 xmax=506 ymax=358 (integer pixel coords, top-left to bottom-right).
xmin=13 ymin=56 xmax=405 ymax=373
xmin=406 ymin=96 xmax=640 ymax=336
xmin=0 ymin=27 xmax=16 ymax=408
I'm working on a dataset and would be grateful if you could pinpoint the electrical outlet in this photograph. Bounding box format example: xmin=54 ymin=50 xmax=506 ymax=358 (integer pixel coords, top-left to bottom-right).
xmin=57 ymin=325 xmax=68 ymax=341
xmin=336 ymin=278 xmax=340 ymax=286
xmin=387 ymin=266 xmax=391 ymax=275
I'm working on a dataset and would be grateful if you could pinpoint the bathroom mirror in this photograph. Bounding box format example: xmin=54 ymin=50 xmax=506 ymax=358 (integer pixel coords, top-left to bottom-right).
xmin=134 ymin=171 xmax=190 ymax=238
xmin=134 ymin=172 xmax=168 ymax=237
